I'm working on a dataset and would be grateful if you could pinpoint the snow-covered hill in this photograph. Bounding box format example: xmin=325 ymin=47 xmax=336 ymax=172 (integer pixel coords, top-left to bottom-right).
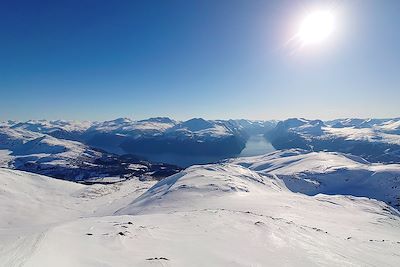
xmin=227 ymin=119 xmax=277 ymax=135
xmin=0 ymin=168 xmax=156 ymax=266
xmin=10 ymin=119 xmax=93 ymax=141
xmin=0 ymin=168 xmax=155 ymax=227
xmin=0 ymin=126 xmax=181 ymax=181
xmin=231 ymin=149 xmax=400 ymax=208
xmin=1 ymin=164 xmax=399 ymax=266
xmin=266 ymin=118 xmax=400 ymax=163
xmin=0 ymin=125 xmax=102 ymax=169
xmin=11 ymin=119 xmax=92 ymax=134
xmin=87 ymin=117 xmax=177 ymax=136
xmin=326 ymin=118 xmax=400 ymax=134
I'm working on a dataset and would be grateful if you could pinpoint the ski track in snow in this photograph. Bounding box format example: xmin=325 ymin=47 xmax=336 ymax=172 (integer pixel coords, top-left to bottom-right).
xmin=0 ymin=227 xmax=48 ymax=267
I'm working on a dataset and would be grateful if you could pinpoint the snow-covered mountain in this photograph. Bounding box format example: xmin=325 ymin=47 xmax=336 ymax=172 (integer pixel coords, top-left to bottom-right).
xmin=98 ymin=118 xmax=250 ymax=155
xmin=0 ymin=126 xmax=180 ymax=181
xmin=87 ymin=117 xmax=177 ymax=135
xmin=231 ymin=149 xmax=400 ymax=208
xmin=227 ymin=119 xmax=278 ymax=135
xmin=266 ymin=118 xmax=400 ymax=163
xmin=7 ymin=117 xmax=275 ymax=138
xmin=10 ymin=119 xmax=93 ymax=140
xmin=11 ymin=119 xmax=92 ymax=133
xmin=1 ymin=163 xmax=399 ymax=266
xmin=0 ymin=125 xmax=100 ymax=166
xmin=119 ymin=118 xmax=248 ymax=161
xmin=326 ymin=118 xmax=400 ymax=133
xmin=5 ymin=118 xmax=276 ymax=165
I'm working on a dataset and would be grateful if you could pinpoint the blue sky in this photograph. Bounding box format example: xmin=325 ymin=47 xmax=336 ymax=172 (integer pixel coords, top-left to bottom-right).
xmin=1 ymin=0 xmax=399 ymax=121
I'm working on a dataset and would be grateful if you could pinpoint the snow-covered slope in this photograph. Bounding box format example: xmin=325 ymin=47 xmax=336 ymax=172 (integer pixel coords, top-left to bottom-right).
xmin=11 ymin=119 xmax=92 ymax=134
xmin=326 ymin=118 xmax=400 ymax=133
xmin=2 ymin=164 xmax=400 ymax=266
xmin=379 ymin=119 xmax=400 ymax=134
xmin=10 ymin=119 xmax=93 ymax=141
xmin=0 ymin=168 xmax=85 ymax=227
xmin=0 ymin=126 xmax=102 ymax=169
xmin=266 ymin=118 xmax=400 ymax=163
xmin=231 ymin=149 xmax=400 ymax=208
xmin=0 ymin=126 xmax=181 ymax=181
xmin=323 ymin=126 xmax=400 ymax=145
xmin=227 ymin=119 xmax=277 ymax=135
xmin=0 ymin=126 xmax=42 ymax=150
xmin=88 ymin=117 xmax=177 ymax=135
xmin=166 ymin=118 xmax=234 ymax=138
xmin=0 ymin=168 xmax=155 ymax=266
xmin=116 ymin=163 xmax=284 ymax=215
xmin=0 ymin=168 xmax=155 ymax=227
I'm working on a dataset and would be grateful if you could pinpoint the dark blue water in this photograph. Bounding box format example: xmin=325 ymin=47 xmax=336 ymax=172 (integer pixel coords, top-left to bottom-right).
xmin=138 ymin=135 xmax=276 ymax=167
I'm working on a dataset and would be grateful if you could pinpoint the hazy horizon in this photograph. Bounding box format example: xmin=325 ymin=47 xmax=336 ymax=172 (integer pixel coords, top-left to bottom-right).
xmin=2 ymin=114 xmax=400 ymax=123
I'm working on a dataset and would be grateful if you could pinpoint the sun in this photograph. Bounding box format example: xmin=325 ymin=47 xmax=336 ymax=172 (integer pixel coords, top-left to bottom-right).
xmin=297 ymin=10 xmax=335 ymax=46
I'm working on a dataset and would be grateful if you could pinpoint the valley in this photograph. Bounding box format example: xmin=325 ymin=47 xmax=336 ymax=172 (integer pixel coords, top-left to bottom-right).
xmin=1 ymin=117 xmax=400 ymax=266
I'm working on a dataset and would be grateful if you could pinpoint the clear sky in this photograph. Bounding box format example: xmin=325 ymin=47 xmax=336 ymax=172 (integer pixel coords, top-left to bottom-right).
xmin=1 ymin=0 xmax=399 ymax=121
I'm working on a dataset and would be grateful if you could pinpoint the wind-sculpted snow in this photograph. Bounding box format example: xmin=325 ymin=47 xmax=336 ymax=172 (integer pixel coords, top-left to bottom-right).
xmin=1 ymin=165 xmax=400 ymax=266
xmin=231 ymin=149 xmax=400 ymax=208
xmin=266 ymin=118 xmax=400 ymax=163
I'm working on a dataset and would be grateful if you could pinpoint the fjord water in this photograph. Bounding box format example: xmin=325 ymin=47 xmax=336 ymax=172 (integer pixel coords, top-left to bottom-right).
xmin=239 ymin=134 xmax=276 ymax=157
xmin=138 ymin=135 xmax=276 ymax=167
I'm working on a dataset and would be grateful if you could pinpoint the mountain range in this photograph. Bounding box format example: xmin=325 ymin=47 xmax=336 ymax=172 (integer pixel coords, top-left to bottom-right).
xmin=266 ymin=118 xmax=400 ymax=163
xmin=1 ymin=116 xmax=400 ymax=266
xmin=1 ymin=117 xmax=400 ymax=179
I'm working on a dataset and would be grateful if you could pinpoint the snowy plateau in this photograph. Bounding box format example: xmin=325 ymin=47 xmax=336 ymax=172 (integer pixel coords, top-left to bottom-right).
xmin=0 ymin=117 xmax=400 ymax=266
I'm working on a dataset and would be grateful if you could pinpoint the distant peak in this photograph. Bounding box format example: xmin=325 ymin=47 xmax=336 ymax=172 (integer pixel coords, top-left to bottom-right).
xmin=108 ymin=117 xmax=133 ymax=124
xmin=177 ymin=118 xmax=214 ymax=131
xmin=139 ymin=117 xmax=175 ymax=123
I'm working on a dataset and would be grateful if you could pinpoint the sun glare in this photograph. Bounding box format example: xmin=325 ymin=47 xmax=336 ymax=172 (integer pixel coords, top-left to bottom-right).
xmin=298 ymin=10 xmax=335 ymax=46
